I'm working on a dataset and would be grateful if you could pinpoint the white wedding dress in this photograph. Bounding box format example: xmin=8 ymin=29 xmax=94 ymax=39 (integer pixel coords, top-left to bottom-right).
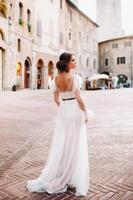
xmin=27 ymin=74 xmax=93 ymax=196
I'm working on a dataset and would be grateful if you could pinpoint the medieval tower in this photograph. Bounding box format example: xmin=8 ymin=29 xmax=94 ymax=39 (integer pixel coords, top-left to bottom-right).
xmin=97 ymin=0 xmax=123 ymax=42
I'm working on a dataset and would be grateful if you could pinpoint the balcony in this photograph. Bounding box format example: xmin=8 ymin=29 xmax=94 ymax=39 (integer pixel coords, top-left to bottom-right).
xmin=0 ymin=0 xmax=7 ymax=18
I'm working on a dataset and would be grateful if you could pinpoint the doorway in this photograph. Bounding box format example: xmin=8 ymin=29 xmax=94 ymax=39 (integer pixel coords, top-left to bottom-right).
xmin=24 ymin=58 xmax=31 ymax=88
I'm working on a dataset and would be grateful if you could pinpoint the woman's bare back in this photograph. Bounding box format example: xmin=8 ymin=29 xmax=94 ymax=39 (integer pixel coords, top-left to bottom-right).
xmin=55 ymin=73 xmax=74 ymax=92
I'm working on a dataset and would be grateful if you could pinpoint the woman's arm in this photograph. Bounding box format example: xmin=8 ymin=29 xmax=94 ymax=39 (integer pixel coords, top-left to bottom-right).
xmin=54 ymin=91 xmax=60 ymax=106
xmin=74 ymin=89 xmax=88 ymax=123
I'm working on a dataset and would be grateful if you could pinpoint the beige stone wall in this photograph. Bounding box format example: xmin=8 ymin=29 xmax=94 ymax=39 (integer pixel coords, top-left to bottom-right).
xmin=97 ymin=0 xmax=123 ymax=42
xmin=99 ymin=36 xmax=133 ymax=81
xmin=0 ymin=0 xmax=34 ymax=90
xmin=60 ymin=0 xmax=98 ymax=85
xmin=33 ymin=0 xmax=98 ymax=89
xmin=0 ymin=0 xmax=98 ymax=91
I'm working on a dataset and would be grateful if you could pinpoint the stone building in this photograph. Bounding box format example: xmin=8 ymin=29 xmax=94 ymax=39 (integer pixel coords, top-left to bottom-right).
xmin=61 ymin=0 xmax=98 ymax=82
xmin=0 ymin=0 xmax=34 ymax=91
xmin=33 ymin=0 xmax=98 ymax=89
xmin=0 ymin=0 xmax=98 ymax=91
xmin=98 ymin=35 xmax=133 ymax=85
xmin=97 ymin=0 xmax=123 ymax=42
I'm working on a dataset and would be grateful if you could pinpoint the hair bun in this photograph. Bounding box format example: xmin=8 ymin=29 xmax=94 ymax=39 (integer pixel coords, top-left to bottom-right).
xmin=56 ymin=61 xmax=67 ymax=72
xmin=56 ymin=52 xmax=72 ymax=73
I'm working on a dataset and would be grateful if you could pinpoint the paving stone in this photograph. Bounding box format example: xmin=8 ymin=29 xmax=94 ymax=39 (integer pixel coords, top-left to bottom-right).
xmin=0 ymin=88 xmax=133 ymax=199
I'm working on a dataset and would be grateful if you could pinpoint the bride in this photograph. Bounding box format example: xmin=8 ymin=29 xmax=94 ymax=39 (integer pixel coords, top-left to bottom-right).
xmin=27 ymin=52 xmax=90 ymax=196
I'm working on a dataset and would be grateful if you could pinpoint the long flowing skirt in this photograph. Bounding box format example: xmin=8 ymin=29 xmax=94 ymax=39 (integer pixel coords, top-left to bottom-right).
xmin=27 ymin=100 xmax=89 ymax=196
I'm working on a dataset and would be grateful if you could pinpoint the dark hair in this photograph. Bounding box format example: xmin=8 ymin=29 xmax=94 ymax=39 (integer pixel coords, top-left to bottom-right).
xmin=56 ymin=52 xmax=72 ymax=73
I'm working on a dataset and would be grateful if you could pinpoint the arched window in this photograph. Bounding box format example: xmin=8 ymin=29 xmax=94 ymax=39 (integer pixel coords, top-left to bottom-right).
xmin=0 ymin=29 xmax=4 ymax=40
xmin=18 ymin=2 xmax=23 ymax=25
xmin=27 ymin=9 xmax=31 ymax=23
xmin=68 ymin=29 xmax=71 ymax=40
xmin=0 ymin=0 xmax=7 ymax=18
xmin=93 ymin=59 xmax=96 ymax=69
xmin=86 ymin=57 xmax=89 ymax=67
xmin=19 ymin=2 xmax=23 ymax=18
xmin=27 ymin=9 xmax=31 ymax=32
xmin=69 ymin=9 xmax=72 ymax=22
xmin=48 ymin=61 xmax=54 ymax=79
xmin=60 ymin=0 xmax=63 ymax=9
xmin=18 ymin=39 xmax=21 ymax=52
xmin=10 ymin=3 xmax=12 ymax=11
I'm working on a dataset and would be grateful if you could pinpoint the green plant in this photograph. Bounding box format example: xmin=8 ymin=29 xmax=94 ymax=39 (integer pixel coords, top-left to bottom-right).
xmin=19 ymin=17 xmax=23 ymax=25
xmin=27 ymin=23 xmax=31 ymax=32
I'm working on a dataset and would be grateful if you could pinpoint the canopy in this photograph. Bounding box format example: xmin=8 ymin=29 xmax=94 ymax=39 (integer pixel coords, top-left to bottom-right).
xmin=89 ymin=74 xmax=109 ymax=80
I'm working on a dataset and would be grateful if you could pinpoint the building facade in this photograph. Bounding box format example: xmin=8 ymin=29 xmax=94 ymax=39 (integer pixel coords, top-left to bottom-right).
xmin=63 ymin=0 xmax=98 ymax=82
xmin=0 ymin=0 xmax=34 ymax=91
xmin=96 ymin=0 xmax=123 ymax=42
xmin=0 ymin=0 xmax=98 ymax=91
xmin=98 ymin=35 xmax=133 ymax=85
xmin=33 ymin=0 xmax=98 ymax=89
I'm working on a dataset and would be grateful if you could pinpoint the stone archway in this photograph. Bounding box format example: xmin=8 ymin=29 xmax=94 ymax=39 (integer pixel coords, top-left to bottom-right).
xmin=48 ymin=61 xmax=54 ymax=79
xmin=24 ymin=58 xmax=31 ymax=88
xmin=37 ymin=59 xmax=44 ymax=89
xmin=16 ymin=62 xmax=22 ymax=89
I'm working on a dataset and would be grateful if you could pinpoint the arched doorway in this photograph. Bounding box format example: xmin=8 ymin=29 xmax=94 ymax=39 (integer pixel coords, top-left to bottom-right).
xmin=24 ymin=58 xmax=31 ymax=88
xmin=0 ymin=29 xmax=5 ymax=40
xmin=37 ymin=59 xmax=44 ymax=89
xmin=16 ymin=62 xmax=22 ymax=89
xmin=48 ymin=61 xmax=54 ymax=79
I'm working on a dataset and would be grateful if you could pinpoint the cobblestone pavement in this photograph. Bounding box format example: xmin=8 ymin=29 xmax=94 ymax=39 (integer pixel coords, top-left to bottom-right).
xmin=0 ymin=88 xmax=133 ymax=200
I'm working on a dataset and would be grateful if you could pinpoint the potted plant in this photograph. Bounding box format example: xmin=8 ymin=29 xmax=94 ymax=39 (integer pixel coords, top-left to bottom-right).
xmin=27 ymin=23 xmax=31 ymax=32
xmin=19 ymin=17 xmax=23 ymax=25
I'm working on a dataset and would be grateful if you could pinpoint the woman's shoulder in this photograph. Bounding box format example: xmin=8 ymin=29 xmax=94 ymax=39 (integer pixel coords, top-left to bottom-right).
xmin=73 ymin=74 xmax=83 ymax=83
xmin=73 ymin=74 xmax=83 ymax=88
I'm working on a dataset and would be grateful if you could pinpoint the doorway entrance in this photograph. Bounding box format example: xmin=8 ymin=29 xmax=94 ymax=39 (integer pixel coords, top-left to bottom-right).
xmin=24 ymin=58 xmax=31 ymax=88
xmin=48 ymin=61 xmax=54 ymax=79
xmin=37 ymin=59 xmax=44 ymax=89
xmin=16 ymin=62 xmax=22 ymax=89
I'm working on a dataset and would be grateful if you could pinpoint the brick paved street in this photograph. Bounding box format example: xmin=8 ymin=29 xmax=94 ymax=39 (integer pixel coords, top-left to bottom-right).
xmin=0 ymin=88 xmax=133 ymax=200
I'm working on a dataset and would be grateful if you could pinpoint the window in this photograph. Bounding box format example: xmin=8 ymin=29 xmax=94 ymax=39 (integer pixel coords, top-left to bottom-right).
xmin=60 ymin=0 xmax=63 ymax=9
xmin=112 ymin=43 xmax=118 ymax=48
xmin=27 ymin=10 xmax=31 ymax=32
xmin=117 ymin=57 xmax=126 ymax=64
xmin=18 ymin=39 xmax=21 ymax=52
xmin=93 ymin=59 xmax=96 ymax=69
xmin=10 ymin=3 xmax=12 ymax=11
xmin=37 ymin=20 xmax=42 ymax=37
xmin=79 ymin=56 xmax=81 ymax=65
xmin=86 ymin=58 xmax=89 ymax=67
xmin=0 ymin=30 xmax=4 ymax=40
xmin=79 ymin=32 xmax=81 ymax=40
xmin=19 ymin=2 xmax=23 ymax=18
xmin=27 ymin=9 xmax=31 ymax=23
xmin=69 ymin=10 xmax=72 ymax=22
xmin=105 ymin=58 xmax=108 ymax=66
xmin=0 ymin=0 xmax=7 ymax=18
xmin=124 ymin=41 xmax=131 ymax=47
xmin=68 ymin=29 xmax=71 ymax=40
xmin=59 ymin=32 xmax=63 ymax=44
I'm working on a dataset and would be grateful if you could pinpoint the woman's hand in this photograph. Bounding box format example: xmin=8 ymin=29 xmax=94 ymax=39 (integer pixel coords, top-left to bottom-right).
xmin=54 ymin=91 xmax=60 ymax=106
xmin=56 ymin=101 xmax=60 ymax=106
